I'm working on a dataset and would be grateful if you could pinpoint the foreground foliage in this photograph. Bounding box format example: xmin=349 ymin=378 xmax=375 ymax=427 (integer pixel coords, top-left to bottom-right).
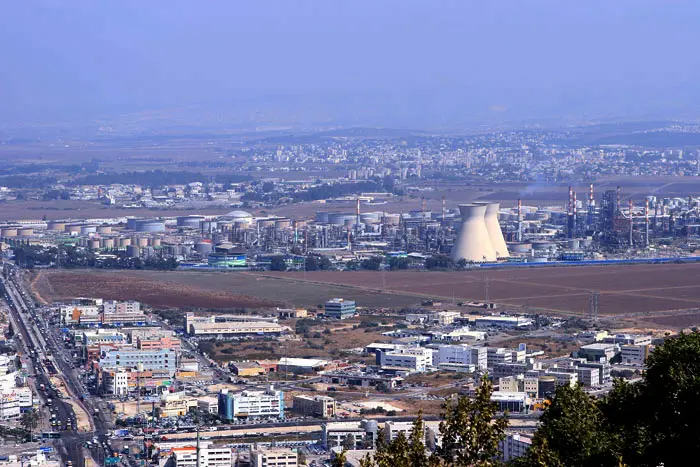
xmin=346 ymin=332 xmax=700 ymax=467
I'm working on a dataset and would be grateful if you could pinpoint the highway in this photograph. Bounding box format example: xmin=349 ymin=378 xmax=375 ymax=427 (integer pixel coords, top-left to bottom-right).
xmin=1 ymin=262 xmax=111 ymax=466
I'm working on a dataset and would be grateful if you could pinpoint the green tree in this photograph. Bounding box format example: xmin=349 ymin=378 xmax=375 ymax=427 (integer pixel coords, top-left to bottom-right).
xmin=331 ymin=450 xmax=347 ymax=467
xmin=437 ymin=374 xmax=508 ymax=466
xmin=21 ymin=409 xmax=39 ymax=440
xmin=343 ymin=433 xmax=356 ymax=451
xmin=269 ymin=256 xmax=287 ymax=271
xmin=517 ymin=384 xmax=618 ymax=467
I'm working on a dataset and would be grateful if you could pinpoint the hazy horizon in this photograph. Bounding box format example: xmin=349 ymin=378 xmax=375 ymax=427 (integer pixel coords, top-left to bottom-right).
xmin=2 ymin=1 xmax=700 ymax=131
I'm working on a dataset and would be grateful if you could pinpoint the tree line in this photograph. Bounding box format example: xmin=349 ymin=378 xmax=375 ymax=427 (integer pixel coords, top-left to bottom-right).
xmin=331 ymin=332 xmax=700 ymax=467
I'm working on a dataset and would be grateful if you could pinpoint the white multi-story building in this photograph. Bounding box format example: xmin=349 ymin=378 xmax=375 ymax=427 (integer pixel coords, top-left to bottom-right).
xmin=499 ymin=433 xmax=532 ymax=462
xmin=103 ymin=300 xmax=141 ymax=315
xmin=428 ymin=311 xmax=461 ymax=325
xmin=251 ymin=448 xmax=298 ymax=467
xmin=380 ymin=348 xmax=433 ymax=372
xmin=218 ymin=388 xmax=284 ymax=420
xmin=487 ymin=348 xmax=512 ymax=368
xmin=621 ymin=344 xmax=650 ymax=365
xmin=576 ymin=367 xmax=600 ymax=387
xmin=172 ymin=447 xmax=232 ymax=467
xmin=436 ymin=345 xmax=487 ymax=370
xmin=322 ymin=421 xmax=379 ymax=450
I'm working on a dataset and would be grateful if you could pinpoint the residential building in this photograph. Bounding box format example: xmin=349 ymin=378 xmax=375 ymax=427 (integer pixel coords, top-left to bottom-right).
xmin=217 ymin=387 xmax=284 ymax=420
xmin=292 ymin=395 xmax=336 ymax=418
xmin=324 ymin=298 xmax=356 ymax=319
xmin=251 ymin=448 xmax=298 ymax=467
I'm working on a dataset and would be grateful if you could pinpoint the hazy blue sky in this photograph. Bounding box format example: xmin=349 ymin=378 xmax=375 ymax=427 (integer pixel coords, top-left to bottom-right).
xmin=1 ymin=1 xmax=699 ymax=129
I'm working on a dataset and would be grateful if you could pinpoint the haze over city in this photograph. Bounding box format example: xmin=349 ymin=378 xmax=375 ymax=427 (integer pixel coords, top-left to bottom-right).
xmin=2 ymin=1 xmax=700 ymax=131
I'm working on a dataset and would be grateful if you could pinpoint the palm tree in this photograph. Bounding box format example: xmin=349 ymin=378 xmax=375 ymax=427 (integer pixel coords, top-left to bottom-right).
xmin=21 ymin=409 xmax=39 ymax=441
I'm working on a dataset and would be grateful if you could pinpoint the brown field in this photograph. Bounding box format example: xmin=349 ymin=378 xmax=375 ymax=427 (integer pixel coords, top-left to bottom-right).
xmin=260 ymin=262 xmax=700 ymax=319
xmin=31 ymin=269 xmax=421 ymax=309
xmin=30 ymin=263 xmax=700 ymax=328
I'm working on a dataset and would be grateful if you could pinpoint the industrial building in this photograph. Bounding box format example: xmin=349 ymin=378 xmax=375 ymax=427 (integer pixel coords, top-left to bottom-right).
xmin=217 ymin=387 xmax=284 ymax=420
xmin=435 ymin=345 xmax=487 ymax=370
xmin=324 ymin=298 xmax=357 ymax=319
xmin=292 ymin=394 xmax=336 ymax=418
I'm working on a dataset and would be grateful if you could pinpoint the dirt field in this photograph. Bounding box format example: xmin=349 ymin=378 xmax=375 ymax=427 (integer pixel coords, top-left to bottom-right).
xmin=31 ymin=269 xmax=422 ymax=309
xmin=31 ymin=270 xmax=281 ymax=309
xmin=260 ymin=262 xmax=700 ymax=321
xmin=30 ymin=263 xmax=700 ymax=327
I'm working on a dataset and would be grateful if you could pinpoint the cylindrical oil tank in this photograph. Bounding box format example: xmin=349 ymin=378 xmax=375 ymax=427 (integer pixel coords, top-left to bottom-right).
xmin=134 ymin=237 xmax=148 ymax=247
xmin=89 ymin=239 xmax=101 ymax=250
xmin=101 ymin=238 xmax=115 ymax=249
xmin=315 ymin=211 xmax=330 ymax=223
xmin=65 ymin=224 xmax=82 ymax=234
xmin=126 ymin=218 xmax=141 ymax=230
xmin=1 ymin=227 xmax=18 ymax=237
xmin=46 ymin=221 xmax=67 ymax=231
xmin=343 ymin=217 xmax=357 ymax=227
xmin=532 ymin=241 xmax=555 ymax=251
xmin=382 ymin=213 xmax=400 ymax=226
xmin=258 ymin=219 xmax=275 ymax=228
xmin=119 ymin=237 xmax=132 ymax=248
xmin=275 ymin=218 xmax=291 ymax=229
xmin=566 ymin=239 xmax=581 ymax=250
xmin=195 ymin=241 xmax=213 ymax=256
xmin=136 ymin=220 xmax=165 ymax=233
xmin=150 ymin=237 xmax=161 ymax=247
xmin=81 ymin=225 xmax=97 ymax=235
xmin=177 ymin=215 xmax=205 ymax=229
xmin=509 ymin=242 xmax=532 ymax=254
xmin=201 ymin=221 xmax=218 ymax=232
xmin=18 ymin=228 xmax=34 ymax=236
xmin=126 ymin=245 xmax=140 ymax=258
xmin=293 ymin=219 xmax=307 ymax=229
xmin=97 ymin=225 xmax=112 ymax=234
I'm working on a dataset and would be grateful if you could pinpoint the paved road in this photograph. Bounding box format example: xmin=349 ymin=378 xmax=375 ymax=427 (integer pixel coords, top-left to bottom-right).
xmin=2 ymin=263 xmax=110 ymax=466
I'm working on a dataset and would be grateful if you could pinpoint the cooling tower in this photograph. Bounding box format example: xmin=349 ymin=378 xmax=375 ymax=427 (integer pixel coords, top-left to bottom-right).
xmin=476 ymin=202 xmax=510 ymax=258
xmin=451 ymin=204 xmax=497 ymax=262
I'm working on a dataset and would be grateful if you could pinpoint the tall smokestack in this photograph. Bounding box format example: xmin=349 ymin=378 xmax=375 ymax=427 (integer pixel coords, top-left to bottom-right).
xmin=567 ymin=186 xmax=574 ymax=239
xmin=616 ymin=186 xmax=622 ymax=218
xmin=629 ymin=199 xmax=634 ymax=247
xmin=356 ymin=197 xmax=361 ymax=236
xmin=517 ymin=199 xmax=523 ymax=242
xmin=645 ymin=198 xmax=650 ymax=247
xmin=451 ymin=204 xmax=497 ymax=262
xmin=573 ymin=191 xmax=578 ymax=238
xmin=442 ymin=196 xmax=446 ymax=225
xmin=587 ymin=183 xmax=595 ymax=230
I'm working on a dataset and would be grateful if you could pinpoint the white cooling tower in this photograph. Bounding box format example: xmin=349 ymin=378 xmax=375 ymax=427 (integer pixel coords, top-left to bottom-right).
xmin=451 ymin=204 xmax=497 ymax=262
xmin=477 ymin=202 xmax=510 ymax=258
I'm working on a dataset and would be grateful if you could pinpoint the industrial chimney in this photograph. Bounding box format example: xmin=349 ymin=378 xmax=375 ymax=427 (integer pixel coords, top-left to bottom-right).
xmin=476 ymin=202 xmax=510 ymax=258
xmin=451 ymin=204 xmax=497 ymax=263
